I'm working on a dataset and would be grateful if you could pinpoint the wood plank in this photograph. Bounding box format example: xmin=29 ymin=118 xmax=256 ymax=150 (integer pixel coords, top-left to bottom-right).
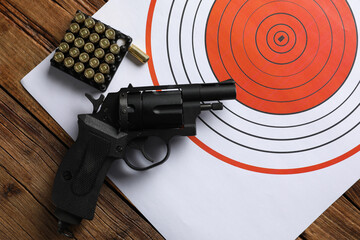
xmin=0 ymin=0 xmax=108 ymax=147
xmin=300 ymin=195 xmax=360 ymax=240
xmin=1 ymin=0 xmax=95 ymax=47
xmin=0 ymin=9 xmax=73 ymax=146
xmin=0 ymin=88 xmax=163 ymax=239
xmin=0 ymin=0 xmax=359 ymax=238
xmin=345 ymin=180 xmax=360 ymax=210
xmin=0 ymin=165 xmax=61 ymax=239
xmin=0 ymin=1 xmax=163 ymax=238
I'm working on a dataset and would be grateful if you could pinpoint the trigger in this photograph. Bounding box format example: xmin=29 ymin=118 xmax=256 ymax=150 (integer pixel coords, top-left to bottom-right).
xmin=85 ymin=93 xmax=105 ymax=114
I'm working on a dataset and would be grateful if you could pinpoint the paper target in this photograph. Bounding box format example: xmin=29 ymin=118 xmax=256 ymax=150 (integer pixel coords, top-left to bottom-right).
xmin=146 ymin=0 xmax=359 ymax=174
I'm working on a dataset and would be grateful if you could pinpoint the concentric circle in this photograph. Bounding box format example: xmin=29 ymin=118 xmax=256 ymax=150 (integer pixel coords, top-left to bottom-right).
xmin=206 ymin=0 xmax=357 ymax=114
xmin=256 ymin=14 xmax=307 ymax=64
xmin=146 ymin=0 xmax=359 ymax=174
xmin=273 ymin=30 xmax=290 ymax=47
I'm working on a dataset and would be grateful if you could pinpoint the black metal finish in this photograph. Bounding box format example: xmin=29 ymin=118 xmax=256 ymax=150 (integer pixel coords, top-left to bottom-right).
xmin=52 ymin=80 xmax=237 ymax=235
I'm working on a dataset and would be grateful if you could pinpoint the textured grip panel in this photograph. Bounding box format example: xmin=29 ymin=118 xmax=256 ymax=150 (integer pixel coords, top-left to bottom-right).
xmin=52 ymin=115 xmax=115 ymax=221
xmin=72 ymin=134 xmax=110 ymax=196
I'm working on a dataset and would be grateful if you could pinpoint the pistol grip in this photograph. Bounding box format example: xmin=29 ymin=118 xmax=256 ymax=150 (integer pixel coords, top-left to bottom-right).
xmin=52 ymin=115 xmax=114 ymax=224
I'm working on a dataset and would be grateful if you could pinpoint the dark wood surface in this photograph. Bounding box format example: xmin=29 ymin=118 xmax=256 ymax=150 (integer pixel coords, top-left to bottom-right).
xmin=0 ymin=0 xmax=359 ymax=239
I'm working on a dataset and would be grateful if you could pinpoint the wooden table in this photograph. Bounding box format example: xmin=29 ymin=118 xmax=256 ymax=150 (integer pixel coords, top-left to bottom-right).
xmin=0 ymin=0 xmax=359 ymax=239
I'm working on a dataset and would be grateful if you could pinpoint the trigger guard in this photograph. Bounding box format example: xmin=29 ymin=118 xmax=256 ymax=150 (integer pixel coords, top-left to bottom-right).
xmin=124 ymin=142 xmax=171 ymax=171
xmin=140 ymin=142 xmax=170 ymax=163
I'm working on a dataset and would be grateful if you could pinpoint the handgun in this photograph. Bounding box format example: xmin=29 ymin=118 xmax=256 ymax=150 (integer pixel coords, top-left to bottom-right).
xmin=52 ymin=80 xmax=237 ymax=237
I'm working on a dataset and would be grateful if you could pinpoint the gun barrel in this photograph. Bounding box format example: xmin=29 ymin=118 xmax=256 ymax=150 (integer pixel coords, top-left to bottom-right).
xmin=119 ymin=79 xmax=236 ymax=131
xmin=181 ymin=79 xmax=236 ymax=102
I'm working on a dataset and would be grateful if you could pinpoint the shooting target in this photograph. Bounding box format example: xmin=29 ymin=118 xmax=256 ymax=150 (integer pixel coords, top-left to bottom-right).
xmin=146 ymin=0 xmax=359 ymax=174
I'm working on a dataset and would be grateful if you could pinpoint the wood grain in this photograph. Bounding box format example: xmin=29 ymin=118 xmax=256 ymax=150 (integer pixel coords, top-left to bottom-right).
xmin=0 ymin=88 xmax=163 ymax=239
xmin=0 ymin=0 xmax=102 ymax=147
xmin=300 ymin=195 xmax=360 ymax=240
xmin=0 ymin=0 xmax=359 ymax=239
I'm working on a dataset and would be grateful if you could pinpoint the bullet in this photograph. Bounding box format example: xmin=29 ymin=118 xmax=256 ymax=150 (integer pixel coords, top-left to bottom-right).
xmin=84 ymin=42 xmax=95 ymax=53
xmin=58 ymin=42 xmax=70 ymax=53
xmin=99 ymin=38 xmax=110 ymax=49
xmin=89 ymin=33 xmax=100 ymax=44
xmin=79 ymin=52 xmax=90 ymax=63
xmin=94 ymin=48 xmax=105 ymax=59
xmin=74 ymin=38 xmax=85 ymax=48
xmin=53 ymin=52 xmax=65 ymax=63
xmin=94 ymin=73 xmax=105 ymax=84
xmin=105 ymin=29 xmax=116 ymax=40
xmin=99 ymin=63 xmax=110 ymax=74
xmin=84 ymin=68 xmax=95 ymax=79
xmin=64 ymin=57 xmax=75 ymax=68
xmin=104 ymin=53 xmax=115 ymax=64
xmin=128 ymin=44 xmax=149 ymax=63
xmin=69 ymin=23 xmax=80 ymax=33
xmin=110 ymin=43 xmax=120 ymax=55
xmin=74 ymin=62 xmax=85 ymax=73
xmin=64 ymin=32 xmax=75 ymax=43
xmin=85 ymin=17 xmax=96 ymax=28
xmin=52 ymin=11 xmax=133 ymax=91
xmin=69 ymin=47 xmax=80 ymax=58
xmin=89 ymin=58 xmax=100 ymax=68
xmin=79 ymin=28 xmax=90 ymax=39
xmin=95 ymin=22 xmax=106 ymax=34
xmin=74 ymin=12 xmax=86 ymax=23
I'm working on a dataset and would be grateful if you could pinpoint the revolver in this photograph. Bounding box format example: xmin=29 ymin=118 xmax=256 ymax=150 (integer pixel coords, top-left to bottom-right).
xmin=52 ymin=80 xmax=236 ymax=236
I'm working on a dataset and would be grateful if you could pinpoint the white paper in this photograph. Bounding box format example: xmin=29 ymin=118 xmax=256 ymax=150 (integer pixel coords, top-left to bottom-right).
xmin=21 ymin=1 xmax=360 ymax=239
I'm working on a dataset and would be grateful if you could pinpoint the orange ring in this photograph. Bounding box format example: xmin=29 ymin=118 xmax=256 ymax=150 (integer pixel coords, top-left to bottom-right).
xmin=146 ymin=0 xmax=359 ymax=174
xmin=206 ymin=0 xmax=357 ymax=114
